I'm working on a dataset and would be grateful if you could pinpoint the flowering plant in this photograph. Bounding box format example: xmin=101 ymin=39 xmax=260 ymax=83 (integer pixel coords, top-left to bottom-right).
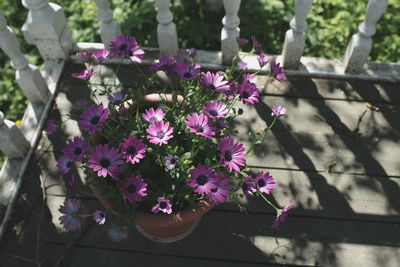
xmin=56 ymin=34 xmax=291 ymax=241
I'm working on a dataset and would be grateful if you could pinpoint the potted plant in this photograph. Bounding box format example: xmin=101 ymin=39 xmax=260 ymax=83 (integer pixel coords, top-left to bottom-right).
xmin=55 ymin=34 xmax=292 ymax=242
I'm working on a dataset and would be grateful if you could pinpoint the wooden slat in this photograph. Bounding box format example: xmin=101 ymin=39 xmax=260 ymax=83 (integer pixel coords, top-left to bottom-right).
xmin=9 ymin=196 xmax=400 ymax=267
xmin=234 ymin=95 xmax=400 ymax=177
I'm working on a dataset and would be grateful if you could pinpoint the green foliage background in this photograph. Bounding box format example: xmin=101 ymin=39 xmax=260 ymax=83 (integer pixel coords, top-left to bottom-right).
xmin=0 ymin=0 xmax=399 ymax=164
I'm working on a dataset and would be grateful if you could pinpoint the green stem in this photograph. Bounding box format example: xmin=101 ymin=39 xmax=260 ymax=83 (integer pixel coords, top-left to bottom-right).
xmin=257 ymin=191 xmax=279 ymax=211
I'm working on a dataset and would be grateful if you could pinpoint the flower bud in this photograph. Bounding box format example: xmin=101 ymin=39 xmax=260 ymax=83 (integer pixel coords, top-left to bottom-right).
xmin=147 ymin=147 xmax=153 ymax=153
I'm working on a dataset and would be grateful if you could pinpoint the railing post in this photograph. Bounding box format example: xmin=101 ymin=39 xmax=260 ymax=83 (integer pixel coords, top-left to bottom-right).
xmin=94 ymin=0 xmax=121 ymax=49
xmin=343 ymin=0 xmax=388 ymax=73
xmin=0 ymin=11 xmax=50 ymax=104
xmin=221 ymin=0 xmax=240 ymax=65
xmin=282 ymin=0 xmax=313 ymax=69
xmin=0 ymin=111 xmax=30 ymax=159
xmin=21 ymin=0 xmax=73 ymax=60
xmin=155 ymin=0 xmax=178 ymax=57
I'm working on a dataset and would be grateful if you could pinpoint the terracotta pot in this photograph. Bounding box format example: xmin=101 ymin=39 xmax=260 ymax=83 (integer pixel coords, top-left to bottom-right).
xmin=90 ymin=93 xmax=215 ymax=243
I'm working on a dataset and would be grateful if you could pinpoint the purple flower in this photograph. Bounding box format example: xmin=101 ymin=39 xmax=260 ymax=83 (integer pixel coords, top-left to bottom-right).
xmin=78 ymin=104 xmax=110 ymax=134
xmin=185 ymin=113 xmax=216 ymax=139
xmin=200 ymin=71 xmax=230 ymax=93
xmin=72 ymin=99 xmax=89 ymax=110
xmin=225 ymin=80 xmax=238 ymax=99
xmin=255 ymin=171 xmax=275 ymax=194
xmin=176 ymin=48 xmax=196 ymax=63
xmin=86 ymin=144 xmax=123 ymax=178
xmin=46 ymin=119 xmax=57 ymax=134
xmin=188 ymin=164 xmax=217 ymax=195
xmin=270 ymin=61 xmax=286 ymax=83
xmin=207 ymin=172 xmax=231 ymax=205
xmin=236 ymin=61 xmax=248 ymax=71
xmin=142 ymin=107 xmax=165 ymax=123
xmin=187 ymin=48 xmax=196 ymax=58
xmin=166 ymin=62 xmax=178 ymax=76
xmin=119 ymin=136 xmax=146 ymax=165
xmin=252 ymin=35 xmax=263 ymax=55
xmin=121 ymin=176 xmax=147 ymax=203
xmin=118 ymin=107 xmax=128 ymax=116
xmin=108 ymin=92 xmax=124 ymax=105
xmin=257 ymin=52 xmax=269 ymax=68
xmin=218 ymin=137 xmax=246 ymax=173
xmin=202 ymin=101 xmax=228 ymax=119
xmin=109 ymin=34 xmax=138 ymax=58
xmin=272 ymin=203 xmax=293 ymax=229
xmin=92 ymin=49 xmax=110 ymax=62
xmin=176 ymin=63 xmax=201 ymax=81
xmin=111 ymin=167 xmax=125 ymax=181
xmin=146 ymin=121 xmax=174 ymax=146
xmin=63 ymin=137 xmax=88 ymax=162
xmin=236 ymin=37 xmax=249 ymax=46
xmin=74 ymin=68 xmax=95 ymax=80
xmin=165 ymin=154 xmax=178 ymax=170
xmin=271 ymin=105 xmax=287 ymax=117
xmin=59 ymin=198 xmax=86 ymax=231
xmin=242 ymin=73 xmax=257 ymax=84
xmin=76 ymin=50 xmax=92 ymax=61
xmin=239 ymin=82 xmax=259 ymax=105
xmin=93 ymin=210 xmax=106 ymax=225
xmin=213 ymin=118 xmax=227 ymax=130
xmin=57 ymin=155 xmax=73 ymax=175
xmin=149 ymin=56 xmax=175 ymax=72
xmin=128 ymin=44 xmax=145 ymax=64
xmin=108 ymin=224 xmax=128 ymax=242
xmin=151 ymin=197 xmax=173 ymax=214
xmin=242 ymin=176 xmax=257 ymax=197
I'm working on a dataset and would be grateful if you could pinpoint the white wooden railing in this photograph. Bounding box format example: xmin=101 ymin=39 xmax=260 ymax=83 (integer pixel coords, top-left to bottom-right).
xmin=0 ymin=0 xmax=397 ymax=238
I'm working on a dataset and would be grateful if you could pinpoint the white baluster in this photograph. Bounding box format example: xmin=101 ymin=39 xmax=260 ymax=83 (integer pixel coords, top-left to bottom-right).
xmin=94 ymin=0 xmax=121 ymax=49
xmin=282 ymin=0 xmax=313 ymax=69
xmin=343 ymin=0 xmax=388 ymax=73
xmin=0 ymin=111 xmax=30 ymax=159
xmin=155 ymin=0 xmax=178 ymax=56
xmin=221 ymin=0 xmax=240 ymax=65
xmin=21 ymin=0 xmax=73 ymax=60
xmin=0 ymin=11 xmax=50 ymax=104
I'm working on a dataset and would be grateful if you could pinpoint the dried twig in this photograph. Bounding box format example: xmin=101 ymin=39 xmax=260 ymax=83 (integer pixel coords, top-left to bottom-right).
xmin=326 ymin=161 xmax=337 ymax=173
xmin=352 ymin=110 xmax=368 ymax=136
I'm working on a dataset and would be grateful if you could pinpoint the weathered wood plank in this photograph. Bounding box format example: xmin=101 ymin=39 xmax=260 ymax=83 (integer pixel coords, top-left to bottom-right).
xmin=234 ymin=95 xmax=400 ymax=177
xmin=56 ymin=80 xmax=400 ymax=177
xmin=258 ymin=76 xmax=400 ymax=104
xmin=12 ymin=195 xmax=400 ymax=267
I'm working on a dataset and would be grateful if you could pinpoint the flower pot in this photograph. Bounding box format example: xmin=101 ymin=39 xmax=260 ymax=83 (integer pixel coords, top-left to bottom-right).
xmin=90 ymin=93 xmax=215 ymax=242
xmin=91 ymin=185 xmax=215 ymax=243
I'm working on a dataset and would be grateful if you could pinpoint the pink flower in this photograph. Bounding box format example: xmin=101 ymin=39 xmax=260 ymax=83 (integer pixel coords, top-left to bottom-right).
xmin=218 ymin=137 xmax=246 ymax=172
xmin=151 ymin=197 xmax=172 ymax=214
xmin=185 ymin=113 xmax=216 ymax=139
xmin=146 ymin=121 xmax=173 ymax=146
xmin=272 ymin=203 xmax=293 ymax=229
xmin=142 ymin=107 xmax=165 ymax=123
xmin=255 ymin=171 xmax=275 ymax=195
xmin=120 ymin=176 xmax=147 ymax=203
